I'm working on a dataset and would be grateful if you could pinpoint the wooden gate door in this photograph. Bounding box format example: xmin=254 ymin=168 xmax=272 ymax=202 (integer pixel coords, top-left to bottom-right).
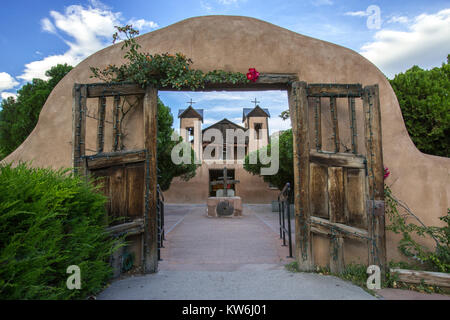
xmin=288 ymin=82 xmax=386 ymax=274
xmin=72 ymin=84 xmax=158 ymax=274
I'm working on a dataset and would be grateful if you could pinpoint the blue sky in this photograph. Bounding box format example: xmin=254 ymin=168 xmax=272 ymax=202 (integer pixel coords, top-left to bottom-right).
xmin=0 ymin=0 xmax=449 ymax=132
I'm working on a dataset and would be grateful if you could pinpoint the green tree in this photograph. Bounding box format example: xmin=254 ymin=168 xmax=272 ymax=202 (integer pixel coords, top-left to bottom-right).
xmin=389 ymin=55 xmax=449 ymax=157
xmin=157 ymin=99 xmax=199 ymax=191
xmin=244 ymin=129 xmax=293 ymax=192
xmin=0 ymin=64 xmax=73 ymax=159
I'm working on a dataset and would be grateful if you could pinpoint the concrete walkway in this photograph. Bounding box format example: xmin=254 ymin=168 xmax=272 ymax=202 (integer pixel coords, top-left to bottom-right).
xmin=98 ymin=204 xmax=376 ymax=300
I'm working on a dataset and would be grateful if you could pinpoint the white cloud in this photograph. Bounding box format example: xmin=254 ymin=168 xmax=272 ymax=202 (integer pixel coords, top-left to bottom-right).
xmin=344 ymin=11 xmax=368 ymax=17
xmin=18 ymin=1 xmax=121 ymax=82
xmin=41 ymin=18 xmax=57 ymax=34
xmin=387 ymin=16 xmax=409 ymax=24
xmin=1 ymin=92 xmax=17 ymax=100
xmin=16 ymin=0 xmax=159 ymax=82
xmin=360 ymin=8 xmax=450 ymax=78
xmin=0 ymin=72 xmax=19 ymax=92
xmin=268 ymin=116 xmax=291 ymax=135
xmin=128 ymin=18 xmax=158 ymax=31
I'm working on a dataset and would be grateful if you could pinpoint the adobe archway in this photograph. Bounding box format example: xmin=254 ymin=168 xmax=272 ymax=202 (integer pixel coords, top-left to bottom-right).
xmin=3 ymin=15 xmax=449 ymax=268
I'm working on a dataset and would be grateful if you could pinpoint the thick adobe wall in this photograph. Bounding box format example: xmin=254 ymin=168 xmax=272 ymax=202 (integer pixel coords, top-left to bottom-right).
xmin=3 ymin=16 xmax=449 ymax=263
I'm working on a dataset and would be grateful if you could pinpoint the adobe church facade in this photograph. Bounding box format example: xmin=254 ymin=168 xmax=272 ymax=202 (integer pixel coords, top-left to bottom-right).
xmin=164 ymin=104 xmax=280 ymax=203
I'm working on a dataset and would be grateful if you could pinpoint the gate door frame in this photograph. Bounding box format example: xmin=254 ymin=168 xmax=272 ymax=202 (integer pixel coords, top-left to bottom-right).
xmin=288 ymin=82 xmax=386 ymax=274
xmin=73 ymin=76 xmax=386 ymax=274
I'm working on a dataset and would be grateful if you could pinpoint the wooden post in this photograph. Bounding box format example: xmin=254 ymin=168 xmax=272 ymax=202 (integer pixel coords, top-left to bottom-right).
xmin=328 ymin=166 xmax=345 ymax=274
xmin=330 ymin=234 xmax=344 ymax=274
xmin=348 ymin=97 xmax=358 ymax=154
xmin=143 ymin=85 xmax=158 ymax=273
xmin=97 ymin=96 xmax=106 ymax=153
xmin=112 ymin=95 xmax=121 ymax=151
xmin=330 ymin=97 xmax=340 ymax=153
xmin=363 ymin=85 xmax=386 ymax=274
xmin=288 ymin=81 xmax=314 ymax=271
xmin=314 ymin=97 xmax=322 ymax=151
xmin=72 ymin=84 xmax=87 ymax=174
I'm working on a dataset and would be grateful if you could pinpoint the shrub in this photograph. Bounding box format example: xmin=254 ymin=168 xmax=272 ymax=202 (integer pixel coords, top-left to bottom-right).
xmin=0 ymin=163 xmax=119 ymax=299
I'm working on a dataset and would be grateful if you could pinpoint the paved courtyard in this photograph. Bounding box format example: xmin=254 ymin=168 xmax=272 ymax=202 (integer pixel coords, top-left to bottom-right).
xmin=98 ymin=204 xmax=376 ymax=300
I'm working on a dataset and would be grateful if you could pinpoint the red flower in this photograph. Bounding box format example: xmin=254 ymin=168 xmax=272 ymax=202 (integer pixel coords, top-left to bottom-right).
xmin=246 ymin=68 xmax=260 ymax=82
xmin=384 ymin=167 xmax=390 ymax=179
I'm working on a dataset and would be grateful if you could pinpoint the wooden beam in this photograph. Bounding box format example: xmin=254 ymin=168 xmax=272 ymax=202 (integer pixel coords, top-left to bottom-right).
xmin=390 ymin=269 xmax=450 ymax=288
xmin=309 ymin=150 xmax=366 ymax=169
xmin=106 ymin=219 xmax=144 ymax=235
xmin=311 ymin=226 xmax=330 ymax=237
xmin=363 ymin=85 xmax=387 ymax=273
xmin=288 ymin=81 xmax=314 ymax=271
xmin=163 ymin=73 xmax=299 ymax=91
xmin=86 ymin=73 xmax=299 ymax=97
xmin=309 ymin=216 xmax=369 ymax=240
xmin=307 ymin=84 xmax=363 ymax=97
xmin=85 ymin=150 xmax=146 ymax=170
xmin=143 ymin=85 xmax=158 ymax=274
xmin=96 ymin=96 xmax=106 ymax=153
xmin=87 ymin=83 xmax=145 ymax=98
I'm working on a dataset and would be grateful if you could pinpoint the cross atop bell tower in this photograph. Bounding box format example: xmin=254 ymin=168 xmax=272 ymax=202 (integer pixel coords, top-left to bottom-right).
xmin=186 ymin=98 xmax=196 ymax=107
xmin=251 ymin=98 xmax=260 ymax=107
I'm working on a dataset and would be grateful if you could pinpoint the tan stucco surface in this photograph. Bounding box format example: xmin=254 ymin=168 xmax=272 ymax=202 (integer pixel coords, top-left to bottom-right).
xmin=3 ymin=16 xmax=449 ymax=262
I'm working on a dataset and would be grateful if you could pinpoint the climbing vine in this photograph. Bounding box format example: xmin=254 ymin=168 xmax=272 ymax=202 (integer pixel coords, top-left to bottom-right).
xmin=384 ymin=180 xmax=450 ymax=273
xmin=90 ymin=25 xmax=250 ymax=89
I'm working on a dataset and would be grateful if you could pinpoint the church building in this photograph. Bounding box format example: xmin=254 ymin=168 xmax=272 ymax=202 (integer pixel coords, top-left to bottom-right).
xmin=163 ymin=103 xmax=280 ymax=203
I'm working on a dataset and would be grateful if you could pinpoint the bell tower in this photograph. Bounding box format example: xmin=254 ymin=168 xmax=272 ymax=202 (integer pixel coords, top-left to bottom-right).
xmin=178 ymin=101 xmax=203 ymax=162
xmin=243 ymin=100 xmax=270 ymax=153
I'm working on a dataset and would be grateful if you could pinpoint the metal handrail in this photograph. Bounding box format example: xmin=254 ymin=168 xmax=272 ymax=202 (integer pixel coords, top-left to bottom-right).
xmin=278 ymin=183 xmax=293 ymax=258
xmin=156 ymin=184 xmax=165 ymax=261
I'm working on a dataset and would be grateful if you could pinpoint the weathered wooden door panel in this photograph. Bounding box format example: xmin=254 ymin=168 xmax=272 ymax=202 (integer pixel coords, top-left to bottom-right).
xmin=328 ymin=167 xmax=346 ymax=224
xmin=288 ymin=82 xmax=386 ymax=274
xmin=345 ymin=168 xmax=367 ymax=229
xmin=108 ymin=167 xmax=128 ymax=221
xmin=126 ymin=164 xmax=145 ymax=218
xmin=91 ymin=171 xmax=111 ymax=215
xmin=90 ymin=164 xmax=144 ymax=224
xmin=310 ymin=163 xmax=328 ymax=219
xmin=73 ymin=84 xmax=158 ymax=274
